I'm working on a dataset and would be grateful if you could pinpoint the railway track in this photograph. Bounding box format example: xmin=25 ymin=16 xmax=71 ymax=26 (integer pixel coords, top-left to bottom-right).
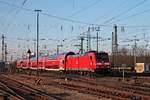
xmin=48 ymin=73 xmax=150 ymax=99
xmin=54 ymin=81 xmax=150 ymax=100
xmin=3 ymin=73 xmax=127 ymax=100
xmin=0 ymin=81 xmax=26 ymax=100
xmin=70 ymin=76 xmax=150 ymax=99
xmin=0 ymin=74 xmax=61 ymax=100
xmin=56 ymin=82 xmax=127 ymax=100
xmin=3 ymin=73 xmax=150 ymax=100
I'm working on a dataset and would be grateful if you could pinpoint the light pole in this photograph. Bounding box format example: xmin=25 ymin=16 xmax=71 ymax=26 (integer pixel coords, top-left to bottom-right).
xmin=133 ymin=36 xmax=139 ymax=68
xmin=80 ymin=37 xmax=84 ymax=54
xmin=57 ymin=45 xmax=63 ymax=54
xmin=27 ymin=49 xmax=31 ymax=67
xmin=95 ymin=26 xmax=100 ymax=52
xmin=35 ymin=9 xmax=41 ymax=71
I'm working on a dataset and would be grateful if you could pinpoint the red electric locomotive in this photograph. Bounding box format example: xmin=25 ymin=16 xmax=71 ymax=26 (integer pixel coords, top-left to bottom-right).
xmin=91 ymin=51 xmax=110 ymax=72
xmin=66 ymin=52 xmax=96 ymax=72
xmin=66 ymin=51 xmax=110 ymax=73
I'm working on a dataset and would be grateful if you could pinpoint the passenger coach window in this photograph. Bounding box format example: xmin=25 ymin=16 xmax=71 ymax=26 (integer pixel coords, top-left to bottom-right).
xmin=90 ymin=56 xmax=92 ymax=60
xmin=39 ymin=62 xmax=42 ymax=64
xmin=62 ymin=60 xmax=64 ymax=64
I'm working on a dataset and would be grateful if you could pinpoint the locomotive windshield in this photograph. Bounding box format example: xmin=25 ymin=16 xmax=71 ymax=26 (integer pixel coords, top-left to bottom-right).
xmin=96 ymin=53 xmax=109 ymax=62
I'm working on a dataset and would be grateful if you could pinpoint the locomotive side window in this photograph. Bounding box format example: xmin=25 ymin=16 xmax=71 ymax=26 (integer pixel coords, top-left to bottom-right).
xmin=90 ymin=56 xmax=92 ymax=60
xmin=62 ymin=60 xmax=64 ymax=64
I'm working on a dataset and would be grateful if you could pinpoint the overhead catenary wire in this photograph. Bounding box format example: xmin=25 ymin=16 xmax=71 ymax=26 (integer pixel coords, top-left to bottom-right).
xmin=22 ymin=0 xmax=28 ymax=5
xmin=0 ymin=0 xmax=110 ymax=27
xmin=93 ymin=0 xmax=127 ymax=23
xmin=0 ymin=0 xmax=111 ymax=27
xmin=109 ymin=8 xmax=150 ymax=24
xmin=70 ymin=0 xmax=102 ymax=17
xmin=41 ymin=12 xmax=106 ymax=27
xmin=15 ymin=0 xmax=29 ymax=14
xmin=0 ymin=0 xmax=33 ymax=12
xmin=102 ymin=0 xmax=147 ymax=24
xmin=0 ymin=0 xmax=150 ymax=28
xmin=0 ymin=0 xmax=17 ymax=30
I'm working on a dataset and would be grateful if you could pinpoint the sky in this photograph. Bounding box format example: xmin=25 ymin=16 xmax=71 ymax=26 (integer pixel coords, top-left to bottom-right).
xmin=0 ymin=0 xmax=150 ymax=60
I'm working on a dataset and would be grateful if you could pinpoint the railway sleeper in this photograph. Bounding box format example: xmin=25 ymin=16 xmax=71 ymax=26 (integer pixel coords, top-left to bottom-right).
xmin=60 ymin=82 xmax=140 ymax=100
xmin=123 ymin=85 xmax=150 ymax=93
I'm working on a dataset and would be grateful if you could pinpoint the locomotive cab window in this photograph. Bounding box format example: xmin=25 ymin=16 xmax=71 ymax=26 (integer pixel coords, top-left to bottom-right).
xmin=96 ymin=53 xmax=109 ymax=61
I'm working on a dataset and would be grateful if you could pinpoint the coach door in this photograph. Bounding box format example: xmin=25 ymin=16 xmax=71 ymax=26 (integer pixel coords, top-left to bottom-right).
xmin=60 ymin=60 xmax=64 ymax=70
